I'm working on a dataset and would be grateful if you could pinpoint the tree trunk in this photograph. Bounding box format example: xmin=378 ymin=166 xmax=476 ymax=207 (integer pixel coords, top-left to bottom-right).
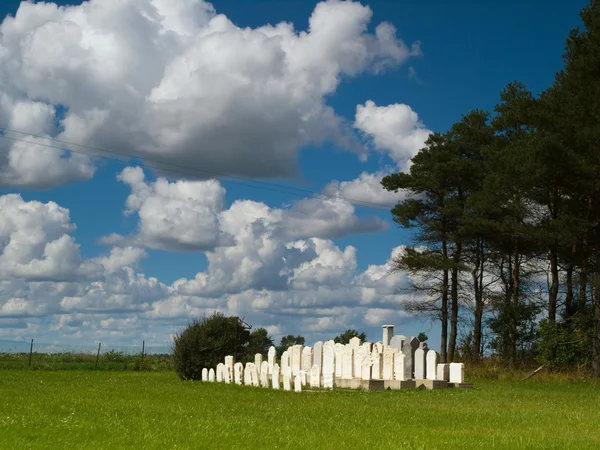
xmin=548 ymin=245 xmax=559 ymax=323
xmin=565 ymin=264 xmax=574 ymax=321
xmin=591 ymin=270 xmax=600 ymax=377
xmin=472 ymin=239 xmax=484 ymax=361
xmin=440 ymin=240 xmax=449 ymax=363
xmin=448 ymin=241 xmax=462 ymax=362
xmin=511 ymin=236 xmax=520 ymax=368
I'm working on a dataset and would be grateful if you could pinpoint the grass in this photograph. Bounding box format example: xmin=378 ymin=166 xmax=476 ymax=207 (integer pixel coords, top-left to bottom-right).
xmin=1 ymin=371 xmax=600 ymax=449
xmin=0 ymin=352 xmax=172 ymax=371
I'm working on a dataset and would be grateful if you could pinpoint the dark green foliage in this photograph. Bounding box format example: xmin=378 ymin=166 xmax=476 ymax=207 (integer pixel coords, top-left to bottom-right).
xmin=172 ymin=313 xmax=254 ymax=380
xmin=277 ymin=335 xmax=305 ymax=355
xmin=247 ymin=328 xmax=274 ymax=360
xmin=333 ymin=329 xmax=367 ymax=345
xmin=417 ymin=333 xmax=428 ymax=342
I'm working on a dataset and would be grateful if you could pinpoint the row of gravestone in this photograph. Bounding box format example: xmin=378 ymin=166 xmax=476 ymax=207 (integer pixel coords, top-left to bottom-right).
xmin=201 ymin=336 xmax=465 ymax=389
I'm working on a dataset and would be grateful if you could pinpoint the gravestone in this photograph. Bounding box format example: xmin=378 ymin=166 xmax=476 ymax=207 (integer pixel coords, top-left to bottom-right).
xmin=360 ymin=353 xmax=372 ymax=380
xmin=436 ymin=363 xmax=450 ymax=381
xmin=216 ymin=363 xmax=224 ymax=382
xmin=272 ymin=364 xmax=280 ymax=389
xmin=234 ymin=362 xmax=243 ymax=384
xmin=426 ymin=350 xmax=438 ymax=380
xmin=223 ymin=365 xmax=231 ymax=384
xmin=302 ymin=346 xmax=313 ymax=373
xmin=310 ymin=364 xmax=320 ymax=388
xmin=389 ymin=335 xmax=406 ymax=352
xmin=349 ymin=336 xmax=362 ymax=348
xmin=342 ymin=346 xmax=353 ymax=379
xmin=255 ymin=354 xmax=263 ymax=374
xmin=291 ymin=345 xmax=302 ymax=376
xmin=322 ymin=342 xmax=335 ymax=385
xmin=356 ymin=346 xmax=369 ymax=378
xmin=260 ymin=362 xmax=269 ymax=387
xmin=294 ymin=375 xmax=302 ymax=392
xmin=281 ymin=350 xmax=290 ymax=377
xmin=313 ymin=341 xmax=323 ymax=375
xmin=202 ymin=368 xmax=208 ymax=381
xmin=362 ymin=342 xmax=372 ymax=354
xmin=394 ymin=352 xmax=406 ymax=381
xmin=414 ymin=344 xmax=426 ymax=379
xmin=224 ymin=355 xmax=234 ymax=380
xmin=268 ymin=346 xmax=276 ymax=374
xmin=298 ymin=370 xmax=307 ymax=386
xmin=382 ymin=347 xmax=395 ymax=380
xmin=371 ymin=348 xmax=382 ymax=379
xmin=251 ymin=363 xmax=260 ymax=387
xmin=334 ymin=343 xmax=344 ymax=378
xmin=282 ymin=371 xmax=291 ymax=391
xmin=208 ymin=368 xmax=215 ymax=382
xmin=449 ymin=363 xmax=464 ymax=383
xmin=402 ymin=337 xmax=420 ymax=379
xmin=244 ymin=363 xmax=253 ymax=385
xmin=374 ymin=342 xmax=384 ymax=354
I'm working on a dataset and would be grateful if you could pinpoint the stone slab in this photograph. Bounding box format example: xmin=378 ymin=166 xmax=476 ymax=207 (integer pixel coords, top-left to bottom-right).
xmin=383 ymin=380 xmax=416 ymax=390
xmin=335 ymin=378 xmax=362 ymax=389
xmin=360 ymin=380 xmax=385 ymax=391
xmin=415 ymin=379 xmax=448 ymax=390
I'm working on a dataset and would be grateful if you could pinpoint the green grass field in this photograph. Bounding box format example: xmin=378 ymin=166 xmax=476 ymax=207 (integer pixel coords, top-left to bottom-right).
xmin=1 ymin=371 xmax=599 ymax=449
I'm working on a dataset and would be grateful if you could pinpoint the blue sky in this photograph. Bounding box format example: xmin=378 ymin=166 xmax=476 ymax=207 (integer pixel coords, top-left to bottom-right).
xmin=0 ymin=0 xmax=588 ymax=351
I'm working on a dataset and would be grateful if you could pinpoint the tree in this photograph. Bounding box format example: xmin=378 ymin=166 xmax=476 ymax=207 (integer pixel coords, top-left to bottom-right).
xmin=277 ymin=335 xmax=305 ymax=355
xmin=247 ymin=328 xmax=274 ymax=360
xmin=172 ymin=312 xmax=251 ymax=380
xmin=333 ymin=329 xmax=367 ymax=345
xmin=417 ymin=332 xmax=428 ymax=342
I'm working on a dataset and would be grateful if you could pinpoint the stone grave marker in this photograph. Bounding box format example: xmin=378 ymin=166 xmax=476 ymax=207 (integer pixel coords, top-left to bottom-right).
xmin=394 ymin=352 xmax=405 ymax=381
xmin=342 ymin=346 xmax=353 ymax=379
xmin=281 ymin=350 xmax=290 ymax=377
xmin=272 ymin=363 xmax=280 ymax=389
xmin=282 ymin=371 xmax=291 ymax=391
xmin=436 ymin=363 xmax=450 ymax=381
xmin=313 ymin=341 xmax=323 ymax=375
xmin=224 ymin=355 xmax=234 ymax=380
xmin=216 ymin=363 xmax=224 ymax=382
xmin=244 ymin=363 xmax=253 ymax=385
xmin=223 ymin=365 xmax=231 ymax=384
xmin=302 ymin=346 xmax=313 ymax=373
xmin=374 ymin=342 xmax=384 ymax=354
xmin=362 ymin=342 xmax=372 ymax=354
xmin=389 ymin=335 xmax=406 ymax=352
xmin=268 ymin=346 xmax=276 ymax=374
xmin=234 ymin=362 xmax=243 ymax=384
xmin=414 ymin=344 xmax=426 ymax=379
xmin=310 ymin=364 xmax=320 ymax=388
xmin=349 ymin=336 xmax=362 ymax=348
xmin=291 ymin=345 xmax=302 ymax=376
xmin=334 ymin=343 xmax=344 ymax=378
xmin=323 ymin=342 xmax=335 ymax=383
xmin=360 ymin=353 xmax=372 ymax=380
xmin=208 ymin=368 xmax=215 ymax=382
xmin=255 ymin=354 xmax=263 ymax=374
xmin=202 ymin=368 xmax=208 ymax=381
xmin=426 ymin=350 xmax=438 ymax=380
xmin=402 ymin=337 xmax=420 ymax=379
xmin=356 ymin=346 xmax=369 ymax=378
xmin=298 ymin=370 xmax=307 ymax=386
xmin=449 ymin=363 xmax=464 ymax=383
xmin=260 ymin=362 xmax=269 ymax=387
xmin=382 ymin=347 xmax=395 ymax=380
xmin=251 ymin=363 xmax=260 ymax=387
xmin=294 ymin=375 xmax=302 ymax=392
xmin=371 ymin=348 xmax=382 ymax=379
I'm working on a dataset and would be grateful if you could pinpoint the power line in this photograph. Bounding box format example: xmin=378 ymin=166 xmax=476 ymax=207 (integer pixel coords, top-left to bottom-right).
xmin=0 ymin=126 xmax=395 ymax=210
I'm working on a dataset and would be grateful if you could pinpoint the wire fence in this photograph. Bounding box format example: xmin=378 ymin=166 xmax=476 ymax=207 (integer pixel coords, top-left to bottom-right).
xmin=0 ymin=339 xmax=173 ymax=371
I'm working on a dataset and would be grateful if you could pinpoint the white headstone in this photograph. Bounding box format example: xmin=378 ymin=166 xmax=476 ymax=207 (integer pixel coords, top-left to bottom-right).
xmin=260 ymin=362 xmax=269 ymax=387
xmin=223 ymin=365 xmax=231 ymax=384
xmin=349 ymin=336 xmax=362 ymax=348
xmin=294 ymin=375 xmax=302 ymax=392
xmin=234 ymin=362 xmax=243 ymax=384
xmin=414 ymin=346 xmax=426 ymax=379
xmin=255 ymin=353 xmax=263 ymax=374
xmin=208 ymin=368 xmax=215 ymax=382
xmin=272 ymin=363 xmax=280 ymax=389
xmin=437 ymin=363 xmax=450 ymax=381
xmin=202 ymin=368 xmax=208 ymax=381
xmin=334 ymin=343 xmax=344 ymax=378
xmin=342 ymin=346 xmax=354 ymax=379
xmin=382 ymin=325 xmax=394 ymax=347
xmin=310 ymin=364 xmax=320 ymax=388
xmin=281 ymin=350 xmax=290 ymax=377
xmin=291 ymin=345 xmax=302 ymax=376
xmin=374 ymin=342 xmax=384 ymax=354
xmin=426 ymin=350 xmax=438 ymax=380
xmin=362 ymin=342 xmax=372 ymax=354
xmin=244 ymin=363 xmax=253 ymax=385
xmin=389 ymin=335 xmax=406 ymax=351
xmin=282 ymin=371 xmax=291 ymax=391
xmin=268 ymin=346 xmax=276 ymax=374
xmin=251 ymin=363 xmax=260 ymax=387
xmin=322 ymin=342 xmax=335 ymax=385
xmin=302 ymin=346 xmax=313 ymax=373
xmin=394 ymin=352 xmax=406 ymax=381
xmin=313 ymin=341 xmax=323 ymax=375
xmin=449 ymin=363 xmax=464 ymax=383
xmin=360 ymin=353 xmax=372 ymax=380
xmin=402 ymin=337 xmax=420 ymax=379
xmin=224 ymin=355 xmax=234 ymax=380
xmin=356 ymin=346 xmax=369 ymax=378
xmin=371 ymin=348 xmax=382 ymax=379
xmin=382 ymin=347 xmax=396 ymax=381
xmin=298 ymin=370 xmax=307 ymax=386
xmin=216 ymin=363 xmax=224 ymax=382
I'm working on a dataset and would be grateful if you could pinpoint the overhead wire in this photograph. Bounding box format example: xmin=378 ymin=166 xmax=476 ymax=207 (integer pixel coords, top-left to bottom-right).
xmin=0 ymin=126 xmax=396 ymax=211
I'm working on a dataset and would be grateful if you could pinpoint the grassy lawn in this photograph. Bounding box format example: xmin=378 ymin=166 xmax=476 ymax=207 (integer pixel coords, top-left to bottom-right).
xmin=1 ymin=371 xmax=599 ymax=449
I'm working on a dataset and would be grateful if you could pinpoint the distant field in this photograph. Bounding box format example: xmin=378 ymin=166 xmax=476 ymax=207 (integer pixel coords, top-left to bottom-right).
xmin=0 ymin=352 xmax=172 ymax=371
xmin=1 ymin=371 xmax=599 ymax=449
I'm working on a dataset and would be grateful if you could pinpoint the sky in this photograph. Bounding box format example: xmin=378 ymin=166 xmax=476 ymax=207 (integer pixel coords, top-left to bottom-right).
xmin=0 ymin=0 xmax=589 ymax=352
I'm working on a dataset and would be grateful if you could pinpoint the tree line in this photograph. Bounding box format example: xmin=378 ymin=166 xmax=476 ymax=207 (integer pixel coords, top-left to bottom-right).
xmin=381 ymin=0 xmax=600 ymax=374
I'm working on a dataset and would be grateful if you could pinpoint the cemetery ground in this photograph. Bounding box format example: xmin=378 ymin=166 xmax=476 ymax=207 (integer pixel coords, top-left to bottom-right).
xmin=1 ymin=371 xmax=600 ymax=449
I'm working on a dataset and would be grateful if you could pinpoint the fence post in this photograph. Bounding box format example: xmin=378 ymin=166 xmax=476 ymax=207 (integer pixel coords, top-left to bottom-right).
xmin=95 ymin=342 xmax=101 ymax=370
xmin=28 ymin=339 xmax=34 ymax=367
xmin=141 ymin=341 xmax=145 ymax=369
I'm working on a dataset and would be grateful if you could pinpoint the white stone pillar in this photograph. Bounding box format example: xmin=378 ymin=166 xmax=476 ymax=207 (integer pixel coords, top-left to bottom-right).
xmin=382 ymin=325 xmax=394 ymax=348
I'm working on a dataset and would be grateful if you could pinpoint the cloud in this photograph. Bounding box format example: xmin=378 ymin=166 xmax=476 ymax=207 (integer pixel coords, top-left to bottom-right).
xmin=354 ymin=100 xmax=432 ymax=171
xmin=0 ymin=0 xmax=418 ymax=188
xmin=0 ymin=193 xmax=415 ymax=345
xmin=323 ymin=170 xmax=403 ymax=207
